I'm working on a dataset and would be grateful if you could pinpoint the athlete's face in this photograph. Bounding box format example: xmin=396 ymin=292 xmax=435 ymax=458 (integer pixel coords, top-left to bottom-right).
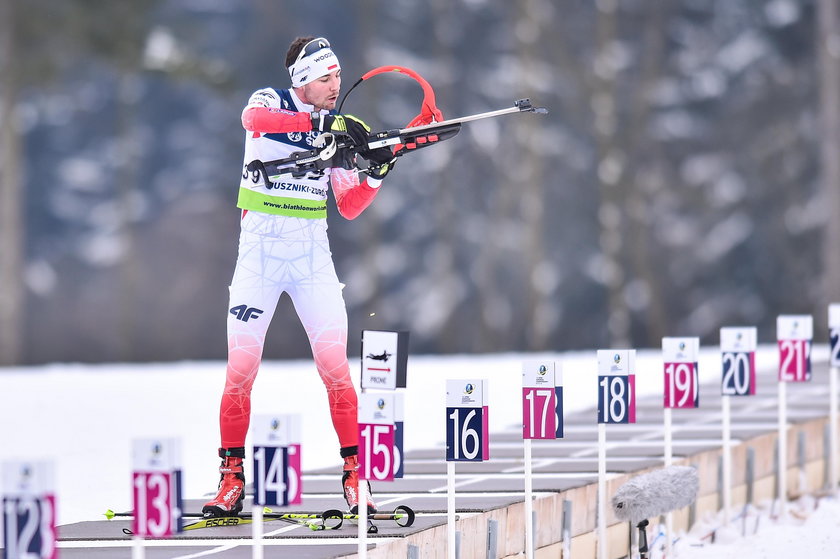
xmin=298 ymin=70 xmax=341 ymax=111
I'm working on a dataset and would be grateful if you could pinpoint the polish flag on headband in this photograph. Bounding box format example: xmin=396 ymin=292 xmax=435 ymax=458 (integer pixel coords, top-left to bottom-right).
xmin=289 ymin=47 xmax=341 ymax=88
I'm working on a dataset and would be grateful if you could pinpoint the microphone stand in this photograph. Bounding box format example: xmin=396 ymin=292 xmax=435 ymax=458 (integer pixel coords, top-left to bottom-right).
xmin=636 ymin=519 xmax=650 ymax=559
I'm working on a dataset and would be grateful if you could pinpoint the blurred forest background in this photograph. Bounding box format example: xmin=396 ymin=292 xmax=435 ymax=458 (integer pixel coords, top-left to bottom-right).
xmin=1 ymin=0 xmax=839 ymax=365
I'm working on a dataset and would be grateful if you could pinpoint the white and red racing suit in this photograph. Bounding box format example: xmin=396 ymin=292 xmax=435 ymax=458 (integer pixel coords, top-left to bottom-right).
xmin=219 ymin=87 xmax=382 ymax=454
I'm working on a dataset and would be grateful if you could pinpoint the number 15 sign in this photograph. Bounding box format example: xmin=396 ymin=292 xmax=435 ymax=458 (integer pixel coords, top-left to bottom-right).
xmin=522 ymin=361 xmax=563 ymax=439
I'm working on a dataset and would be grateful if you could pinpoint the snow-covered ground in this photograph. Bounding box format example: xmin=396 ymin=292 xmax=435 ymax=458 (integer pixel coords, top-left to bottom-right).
xmin=0 ymin=346 xmax=836 ymax=558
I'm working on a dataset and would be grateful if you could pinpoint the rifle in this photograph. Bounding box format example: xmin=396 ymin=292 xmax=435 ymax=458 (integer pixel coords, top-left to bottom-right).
xmin=245 ymin=97 xmax=548 ymax=184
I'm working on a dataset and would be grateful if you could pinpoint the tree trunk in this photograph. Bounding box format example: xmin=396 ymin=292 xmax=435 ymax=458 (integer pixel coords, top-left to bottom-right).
xmin=0 ymin=0 xmax=25 ymax=365
xmin=818 ymin=0 xmax=840 ymax=320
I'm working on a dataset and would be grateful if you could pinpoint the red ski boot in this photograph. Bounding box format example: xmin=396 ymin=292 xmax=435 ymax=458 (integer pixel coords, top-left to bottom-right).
xmin=202 ymin=448 xmax=245 ymax=517
xmin=342 ymin=455 xmax=377 ymax=514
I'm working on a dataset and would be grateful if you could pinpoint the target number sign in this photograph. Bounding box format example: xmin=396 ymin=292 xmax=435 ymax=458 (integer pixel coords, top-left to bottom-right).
xmin=1 ymin=461 xmax=57 ymax=559
xmin=131 ymin=439 xmax=182 ymax=538
xmin=597 ymin=350 xmax=636 ymax=424
xmin=522 ymin=361 xmax=563 ymax=439
xmin=358 ymin=393 xmax=395 ymax=482
xmin=830 ymin=305 xmax=840 ymax=368
xmin=446 ymin=379 xmax=489 ymax=461
xmin=662 ymin=337 xmax=700 ymax=408
xmin=720 ymin=327 xmax=757 ymax=396
xmin=777 ymin=315 xmax=813 ymax=382
xmin=252 ymin=414 xmax=302 ymax=506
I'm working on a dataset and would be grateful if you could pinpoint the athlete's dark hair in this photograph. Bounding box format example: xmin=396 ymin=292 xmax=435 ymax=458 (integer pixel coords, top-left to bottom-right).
xmin=285 ymin=36 xmax=316 ymax=69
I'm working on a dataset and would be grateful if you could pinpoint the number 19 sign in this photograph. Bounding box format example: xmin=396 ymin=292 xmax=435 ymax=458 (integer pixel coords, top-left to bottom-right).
xmin=777 ymin=315 xmax=813 ymax=382
xmin=522 ymin=362 xmax=563 ymax=439
xmin=446 ymin=379 xmax=489 ymax=461
xmin=662 ymin=337 xmax=700 ymax=408
xmin=2 ymin=461 xmax=57 ymax=559
xmin=597 ymin=350 xmax=636 ymax=424
xmin=131 ymin=438 xmax=182 ymax=538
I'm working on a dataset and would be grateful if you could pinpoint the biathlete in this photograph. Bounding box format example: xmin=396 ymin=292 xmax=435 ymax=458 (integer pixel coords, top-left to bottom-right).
xmin=203 ymin=36 xmax=395 ymax=518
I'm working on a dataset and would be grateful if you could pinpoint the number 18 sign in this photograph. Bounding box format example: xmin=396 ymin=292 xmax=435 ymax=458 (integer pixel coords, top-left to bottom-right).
xmin=446 ymin=379 xmax=489 ymax=461
xmin=662 ymin=337 xmax=700 ymax=408
xmin=2 ymin=460 xmax=57 ymax=559
xmin=777 ymin=315 xmax=813 ymax=382
xmin=522 ymin=361 xmax=563 ymax=439
xmin=597 ymin=350 xmax=636 ymax=424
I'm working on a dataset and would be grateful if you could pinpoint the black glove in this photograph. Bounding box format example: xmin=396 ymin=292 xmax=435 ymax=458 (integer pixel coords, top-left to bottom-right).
xmin=366 ymin=157 xmax=396 ymax=180
xmin=312 ymin=113 xmax=370 ymax=148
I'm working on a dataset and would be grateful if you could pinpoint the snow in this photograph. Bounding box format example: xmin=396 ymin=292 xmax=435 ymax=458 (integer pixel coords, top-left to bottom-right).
xmin=0 ymin=346 xmax=836 ymax=558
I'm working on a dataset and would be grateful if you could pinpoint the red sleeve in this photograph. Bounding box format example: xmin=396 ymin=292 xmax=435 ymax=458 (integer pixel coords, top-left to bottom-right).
xmin=331 ymin=168 xmax=381 ymax=220
xmin=241 ymin=106 xmax=313 ymax=133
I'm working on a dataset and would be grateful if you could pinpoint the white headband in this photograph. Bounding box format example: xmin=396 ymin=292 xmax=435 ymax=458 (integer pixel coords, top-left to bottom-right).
xmin=288 ymin=43 xmax=341 ymax=88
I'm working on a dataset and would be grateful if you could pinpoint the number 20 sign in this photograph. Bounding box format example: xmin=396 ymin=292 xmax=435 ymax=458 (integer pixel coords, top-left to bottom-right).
xmin=662 ymin=337 xmax=700 ymax=409
xmin=720 ymin=327 xmax=757 ymax=396
xmin=2 ymin=461 xmax=57 ymax=559
xmin=597 ymin=350 xmax=636 ymax=424
xmin=522 ymin=361 xmax=563 ymax=439
xmin=446 ymin=379 xmax=489 ymax=461
xmin=777 ymin=315 xmax=813 ymax=382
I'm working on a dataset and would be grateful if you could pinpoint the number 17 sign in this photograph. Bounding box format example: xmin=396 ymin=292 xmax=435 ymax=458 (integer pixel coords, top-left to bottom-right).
xmin=522 ymin=361 xmax=563 ymax=439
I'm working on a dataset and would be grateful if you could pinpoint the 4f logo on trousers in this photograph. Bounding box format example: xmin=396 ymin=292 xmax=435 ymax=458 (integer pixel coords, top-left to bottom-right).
xmin=230 ymin=305 xmax=264 ymax=322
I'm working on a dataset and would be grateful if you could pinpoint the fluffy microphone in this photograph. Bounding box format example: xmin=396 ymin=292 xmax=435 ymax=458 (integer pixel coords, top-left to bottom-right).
xmin=611 ymin=465 xmax=699 ymax=524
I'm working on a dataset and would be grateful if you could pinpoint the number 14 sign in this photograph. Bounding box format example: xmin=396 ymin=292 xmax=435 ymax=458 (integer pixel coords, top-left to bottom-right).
xmin=522 ymin=362 xmax=563 ymax=439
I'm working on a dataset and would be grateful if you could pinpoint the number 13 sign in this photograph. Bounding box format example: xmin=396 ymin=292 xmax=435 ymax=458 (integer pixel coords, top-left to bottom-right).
xmin=777 ymin=315 xmax=813 ymax=382
xmin=131 ymin=438 xmax=182 ymax=538
xmin=446 ymin=379 xmax=489 ymax=461
xmin=522 ymin=362 xmax=563 ymax=439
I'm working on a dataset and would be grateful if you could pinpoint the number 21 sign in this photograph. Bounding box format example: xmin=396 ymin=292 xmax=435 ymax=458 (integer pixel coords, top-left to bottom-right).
xmin=777 ymin=315 xmax=813 ymax=382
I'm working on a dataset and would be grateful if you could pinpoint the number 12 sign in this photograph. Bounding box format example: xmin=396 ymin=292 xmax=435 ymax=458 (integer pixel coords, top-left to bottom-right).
xmin=2 ymin=461 xmax=57 ymax=559
xmin=522 ymin=361 xmax=563 ymax=439
xmin=777 ymin=315 xmax=813 ymax=382
xmin=597 ymin=350 xmax=636 ymax=424
xmin=720 ymin=327 xmax=757 ymax=396
xmin=446 ymin=379 xmax=489 ymax=461
xmin=662 ymin=337 xmax=700 ymax=409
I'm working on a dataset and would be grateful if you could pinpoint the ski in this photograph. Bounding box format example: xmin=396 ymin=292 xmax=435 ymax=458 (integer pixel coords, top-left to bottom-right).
xmin=104 ymin=504 xmax=414 ymax=534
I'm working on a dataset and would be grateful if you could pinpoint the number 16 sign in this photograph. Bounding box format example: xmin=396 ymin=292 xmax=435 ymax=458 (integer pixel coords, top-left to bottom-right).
xmin=522 ymin=361 xmax=563 ymax=439
xmin=446 ymin=379 xmax=489 ymax=461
